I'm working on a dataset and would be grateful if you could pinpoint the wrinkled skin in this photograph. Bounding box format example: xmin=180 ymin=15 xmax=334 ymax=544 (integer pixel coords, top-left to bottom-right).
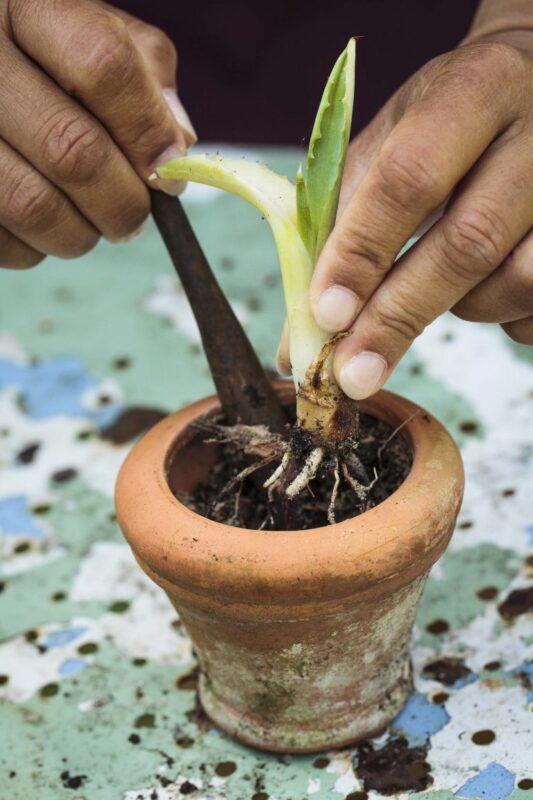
xmin=0 ymin=0 xmax=195 ymax=269
xmin=279 ymin=35 xmax=533 ymax=396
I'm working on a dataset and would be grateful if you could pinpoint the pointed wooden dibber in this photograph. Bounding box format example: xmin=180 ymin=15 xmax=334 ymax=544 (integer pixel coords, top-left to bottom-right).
xmin=150 ymin=190 xmax=288 ymax=433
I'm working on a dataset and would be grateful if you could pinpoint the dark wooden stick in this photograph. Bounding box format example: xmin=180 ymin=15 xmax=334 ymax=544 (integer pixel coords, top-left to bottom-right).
xmin=150 ymin=190 xmax=288 ymax=433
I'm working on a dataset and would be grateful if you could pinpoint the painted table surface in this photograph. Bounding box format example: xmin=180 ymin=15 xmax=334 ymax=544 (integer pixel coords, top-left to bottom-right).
xmin=0 ymin=146 xmax=532 ymax=800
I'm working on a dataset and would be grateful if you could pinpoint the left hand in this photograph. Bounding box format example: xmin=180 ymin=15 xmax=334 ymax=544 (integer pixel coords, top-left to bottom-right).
xmin=282 ymin=38 xmax=533 ymax=398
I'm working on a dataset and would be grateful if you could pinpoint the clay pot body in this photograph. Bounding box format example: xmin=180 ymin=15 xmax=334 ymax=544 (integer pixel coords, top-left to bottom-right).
xmin=115 ymin=384 xmax=463 ymax=753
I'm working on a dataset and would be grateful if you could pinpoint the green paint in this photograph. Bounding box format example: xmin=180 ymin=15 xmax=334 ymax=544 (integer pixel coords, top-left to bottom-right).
xmin=417 ymin=544 xmax=519 ymax=644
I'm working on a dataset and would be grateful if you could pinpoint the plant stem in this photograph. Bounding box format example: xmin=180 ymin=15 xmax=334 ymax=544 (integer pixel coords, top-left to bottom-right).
xmin=150 ymin=190 xmax=288 ymax=433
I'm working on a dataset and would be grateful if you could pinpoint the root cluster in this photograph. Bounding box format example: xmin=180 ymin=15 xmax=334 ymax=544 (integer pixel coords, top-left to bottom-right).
xmin=193 ymin=414 xmax=378 ymax=527
xmin=191 ymin=339 xmax=416 ymax=528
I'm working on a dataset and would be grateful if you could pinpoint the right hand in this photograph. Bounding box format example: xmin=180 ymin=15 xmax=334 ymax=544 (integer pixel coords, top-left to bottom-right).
xmin=0 ymin=0 xmax=196 ymax=269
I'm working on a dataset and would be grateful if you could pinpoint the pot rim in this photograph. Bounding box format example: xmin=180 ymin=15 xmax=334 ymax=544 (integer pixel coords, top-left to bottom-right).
xmin=115 ymin=384 xmax=464 ymax=606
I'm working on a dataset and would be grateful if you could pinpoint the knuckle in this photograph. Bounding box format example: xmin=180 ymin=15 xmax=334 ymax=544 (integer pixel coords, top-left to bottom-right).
xmin=112 ymin=194 xmax=150 ymax=240
xmin=373 ymin=150 xmax=442 ymax=209
xmin=41 ymin=112 xmax=108 ymax=183
xmin=78 ymin=19 xmax=135 ymax=89
xmin=509 ymin=243 xmax=533 ymax=296
xmin=135 ymin=24 xmax=177 ymax=67
xmin=6 ymin=172 xmax=59 ymax=231
xmin=372 ymin=295 xmax=426 ymax=343
xmin=439 ymin=207 xmax=509 ymax=279
xmin=122 ymin=113 xmax=176 ymax=165
xmin=331 ymin=226 xmax=389 ymax=283
xmin=465 ymin=40 xmax=526 ymax=78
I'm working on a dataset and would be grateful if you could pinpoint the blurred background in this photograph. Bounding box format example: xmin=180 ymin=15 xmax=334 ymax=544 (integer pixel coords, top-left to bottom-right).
xmin=115 ymin=0 xmax=479 ymax=144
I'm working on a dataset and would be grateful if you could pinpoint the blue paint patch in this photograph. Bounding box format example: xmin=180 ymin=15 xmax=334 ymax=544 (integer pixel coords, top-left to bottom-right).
xmin=525 ymin=525 xmax=533 ymax=546
xmin=453 ymin=672 xmax=478 ymax=689
xmin=391 ymin=691 xmax=450 ymax=746
xmin=58 ymin=658 xmax=87 ymax=676
xmin=42 ymin=626 xmax=88 ymax=649
xmin=0 ymin=495 xmax=45 ymax=538
xmin=0 ymin=356 xmax=121 ymax=426
xmin=456 ymin=762 xmax=515 ymax=800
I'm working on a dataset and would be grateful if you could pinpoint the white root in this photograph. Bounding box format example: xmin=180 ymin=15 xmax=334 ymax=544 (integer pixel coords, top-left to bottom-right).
xmin=230 ymin=481 xmax=243 ymax=524
xmin=341 ymin=461 xmax=368 ymax=502
xmin=219 ymin=454 xmax=278 ymax=497
xmin=327 ymin=458 xmax=341 ymax=525
xmin=367 ymin=466 xmax=379 ymax=490
xmin=345 ymin=450 xmax=370 ymax=483
xmin=263 ymin=450 xmax=290 ymax=489
xmin=286 ymin=447 xmax=324 ymax=500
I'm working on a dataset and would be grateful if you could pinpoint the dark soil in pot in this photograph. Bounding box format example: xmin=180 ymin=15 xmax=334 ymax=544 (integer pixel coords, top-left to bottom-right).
xmin=175 ymin=411 xmax=412 ymax=530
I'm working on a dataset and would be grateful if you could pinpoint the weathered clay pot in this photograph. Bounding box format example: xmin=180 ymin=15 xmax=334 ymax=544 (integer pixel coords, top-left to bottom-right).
xmin=115 ymin=383 xmax=463 ymax=753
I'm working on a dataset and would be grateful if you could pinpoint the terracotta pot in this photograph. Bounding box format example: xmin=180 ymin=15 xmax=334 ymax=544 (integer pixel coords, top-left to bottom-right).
xmin=115 ymin=383 xmax=464 ymax=753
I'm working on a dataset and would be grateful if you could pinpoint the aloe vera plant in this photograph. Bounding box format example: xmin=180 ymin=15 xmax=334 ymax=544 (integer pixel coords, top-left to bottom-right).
xmin=156 ymin=40 xmax=365 ymax=514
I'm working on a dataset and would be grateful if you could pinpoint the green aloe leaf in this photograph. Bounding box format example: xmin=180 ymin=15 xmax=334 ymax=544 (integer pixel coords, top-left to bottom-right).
xmin=297 ymin=38 xmax=356 ymax=263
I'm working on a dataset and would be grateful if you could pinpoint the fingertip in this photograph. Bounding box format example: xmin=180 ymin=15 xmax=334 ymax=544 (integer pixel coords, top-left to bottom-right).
xmin=336 ymin=350 xmax=388 ymax=400
xmin=312 ymin=285 xmax=361 ymax=333
xmin=150 ymin=143 xmax=188 ymax=194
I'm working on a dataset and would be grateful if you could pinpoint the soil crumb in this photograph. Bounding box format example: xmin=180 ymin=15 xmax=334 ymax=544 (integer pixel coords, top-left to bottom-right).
xmin=175 ymin=412 xmax=412 ymax=531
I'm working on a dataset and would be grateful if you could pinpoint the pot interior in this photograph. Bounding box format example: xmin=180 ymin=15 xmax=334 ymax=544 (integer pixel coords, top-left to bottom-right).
xmin=166 ymin=428 xmax=220 ymax=495
xmin=165 ymin=397 xmax=414 ymax=529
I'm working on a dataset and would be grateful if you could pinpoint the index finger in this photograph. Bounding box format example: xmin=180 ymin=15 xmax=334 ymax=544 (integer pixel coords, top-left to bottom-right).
xmin=310 ymin=43 xmax=524 ymax=334
xmin=10 ymin=0 xmax=188 ymax=179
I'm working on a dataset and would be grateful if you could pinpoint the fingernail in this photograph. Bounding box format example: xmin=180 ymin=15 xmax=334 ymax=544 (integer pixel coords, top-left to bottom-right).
xmin=314 ymin=286 xmax=361 ymax=333
xmin=108 ymin=221 xmax=146 ymax=244
xmin=163 ymin=89 xmax=197 ymax=146
xmin=339 ymin=351 xmax=387 ymax=400
xmin=151 ymin=144 xmax=187 ymax=196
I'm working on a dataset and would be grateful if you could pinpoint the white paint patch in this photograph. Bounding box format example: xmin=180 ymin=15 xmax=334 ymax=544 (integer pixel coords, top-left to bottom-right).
xmin=0 ymin=621 xmax=95 ymax=702
xmin=0 ymin=543 xmax=65 ymax=577
xmin=307 ymin=777 xmax=321 ymax=794
xmin=429 ymin=683 xmax=532 ymax=789
xmin=333 ymin=768 xmax=359 ymax=796
xmin=0 ymin=387 xmax=127 ymax=504
xmin=70 ymin=542 xmax=151 ymax=601
xmin=123 ymin=775 xmax=207 ymax=799
xmin=0 ymin=332 xmax=28 ymax=362
xmin=78 ymin=696 xmax=109 ymax=712
xmin=99 ymin=591 xmax=191 ymax=664
xmin=413 ymin=315 xmax=533 ymax=554
xmin=145 ymin=274 xmax=249 ymax=344
xmin=71 ymin=542 xmax=192 ymax=664
xmin=81 ymin=379 xmax=124 ymax=415
xmin=326 ymin=751 xmax=361 ymax=796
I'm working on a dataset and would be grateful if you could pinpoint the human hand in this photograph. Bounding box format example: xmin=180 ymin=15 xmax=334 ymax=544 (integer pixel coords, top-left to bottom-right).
xmin=279 ymin=38 xmax=533 ymax=398
xmin=0 ymin=0 xmax=195 ymax=269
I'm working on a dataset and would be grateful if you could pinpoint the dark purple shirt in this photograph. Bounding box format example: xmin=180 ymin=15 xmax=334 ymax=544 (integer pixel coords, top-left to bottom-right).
xmin=114 ymin=0 xmax=479 ymax=144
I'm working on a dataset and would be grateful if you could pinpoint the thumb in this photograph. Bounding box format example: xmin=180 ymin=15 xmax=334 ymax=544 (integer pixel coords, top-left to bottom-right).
xmin=309 ymin=107 xmax=395 ymax=334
